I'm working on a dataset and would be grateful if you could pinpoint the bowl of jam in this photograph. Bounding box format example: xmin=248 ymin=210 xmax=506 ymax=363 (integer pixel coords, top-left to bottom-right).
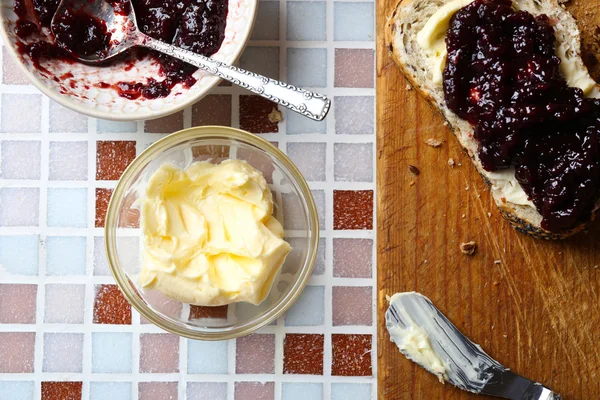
xmin=0 ymin=0 xmax=258 ymax=120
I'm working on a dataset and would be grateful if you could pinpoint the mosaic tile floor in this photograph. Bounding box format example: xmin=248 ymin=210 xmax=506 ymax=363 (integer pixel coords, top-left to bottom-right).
xmin=0 ymin=0 xmax=376 ymax=399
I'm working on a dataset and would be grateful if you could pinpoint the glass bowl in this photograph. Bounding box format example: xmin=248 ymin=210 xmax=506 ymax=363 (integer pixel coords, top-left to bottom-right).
xmin=105 ymin=126 xmax=319 ymax=340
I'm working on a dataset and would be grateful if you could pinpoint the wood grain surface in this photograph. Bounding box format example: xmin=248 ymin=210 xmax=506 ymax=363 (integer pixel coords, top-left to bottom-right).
xmin=376 ymin=1 xmax=600 ymax=399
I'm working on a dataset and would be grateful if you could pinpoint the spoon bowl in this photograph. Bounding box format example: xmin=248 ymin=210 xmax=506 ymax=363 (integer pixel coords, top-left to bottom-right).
xmin=51 ymin=0 xmax=138 ymax=63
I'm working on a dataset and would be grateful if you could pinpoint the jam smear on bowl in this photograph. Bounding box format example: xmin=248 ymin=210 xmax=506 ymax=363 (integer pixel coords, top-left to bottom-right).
xmin=443 ymin=0 xmax=600 ymax=232
xmin=12 ymin=0 xmax=228 ymax=100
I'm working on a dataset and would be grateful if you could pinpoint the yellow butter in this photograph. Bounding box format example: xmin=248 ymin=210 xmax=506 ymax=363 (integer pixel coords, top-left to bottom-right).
xmin=138 ymin=160 xmax=291 ymax=306
xmin=556 ymin=43 xmax=597 ymax=96
xmin=416 ymin=0 xmax=474 ymax=84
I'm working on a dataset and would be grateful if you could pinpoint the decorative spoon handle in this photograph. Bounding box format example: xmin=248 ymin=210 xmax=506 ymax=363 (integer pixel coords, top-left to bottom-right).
xmin=138 ymin=33 xmax=331 ymax=121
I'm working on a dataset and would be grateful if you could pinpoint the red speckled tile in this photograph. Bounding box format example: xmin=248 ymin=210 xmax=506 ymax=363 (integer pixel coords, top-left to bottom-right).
xmin=234 ymin=382 xmax=274 ymax=400
xmin=189 ymin=305 xmax=228 ymax=320
xmin=0 ymin=332 xmax=35 ymax=372
xmin=95 ymin=188 xmax=112 ymax=228
xmin=139 ymin=382 xmax=178 ymax=400
xmin=41 ymin=382 xmax=82 ymax=400
xmin=192 ymin=95 xmax=232 ymax=126
xmin=334 ymin=49 xmax=374 ymax=88
xmin=0 ymin=284 xmax=37 ymax=323
xmin=239 ymin=95 xmax=280 ymax=134
xmin=283 ymin=334 xmax=324 ymax=375
xmin=333 ymin=238 xmax=373 ymax=278
xmin=333 ymin=190 xmax=373 ymax=230
xmin=236 ymin=334 xmax=275 ymax=374
xmin=145 ymin=112 xmax=184 ymax=133
xmin=331 ymin=334 xmax=372 ymax=376
xmin=93 ymin=284 xmax=131 ymax=325
xmin=332 ymin=286 xmax=373 ymax=326
xmin=140 ymin=334 xmax=180 ymax=373
xmin=96 ymin=141 xmax=136 ymax=181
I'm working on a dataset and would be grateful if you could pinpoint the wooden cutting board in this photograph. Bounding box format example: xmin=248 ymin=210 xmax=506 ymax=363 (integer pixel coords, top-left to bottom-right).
xmin=376 ymin=1 xmax=600 ymax=399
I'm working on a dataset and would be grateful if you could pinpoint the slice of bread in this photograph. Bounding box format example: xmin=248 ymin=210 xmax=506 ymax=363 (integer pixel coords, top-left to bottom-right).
xmin=385 ymin=0 xmax=600 ymax=239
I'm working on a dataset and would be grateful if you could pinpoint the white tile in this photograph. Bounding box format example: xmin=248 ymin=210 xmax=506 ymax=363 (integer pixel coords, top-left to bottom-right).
xmin=44 ymin=284 xmax=85 ymax=323
xmin=1 ymin=94 xmax=41 ymax=133
xmin=42 ymin=333 xmax=83 ymax=372
xmin=0 ymin=141 xmax=41 ymax=179
xmin=49 ymin=141 xmax=88 ymax=180
xmin=286 ymin=142 xmax=326 ymax=181
xmin=335 ymin=96 xmax=374 ymax=135
xmin=0 ymin=188 xmax=39 ymax=227
xmin=49 ymin=101 xmax=88 ymax=133
xmin=334 ymin=143 xmax=373 ymax=182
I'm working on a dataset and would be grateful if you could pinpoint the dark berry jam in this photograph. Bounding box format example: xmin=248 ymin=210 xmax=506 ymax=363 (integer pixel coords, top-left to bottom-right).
xmin=13 ymin=0 xmax=228 ymax=100
xmin=51 ymin=8 xmax=111 ymax=59
xmin=443 ymin=0 xmax=600 ymax=232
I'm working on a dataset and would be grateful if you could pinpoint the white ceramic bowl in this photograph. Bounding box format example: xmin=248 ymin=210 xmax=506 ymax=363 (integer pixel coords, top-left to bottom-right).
xmin=0 ymin=0 xmax=257 ymax=121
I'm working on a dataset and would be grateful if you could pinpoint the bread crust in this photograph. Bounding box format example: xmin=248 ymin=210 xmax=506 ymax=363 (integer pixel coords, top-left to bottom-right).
xmin=385 ymin=0 xmax=599 ymax=239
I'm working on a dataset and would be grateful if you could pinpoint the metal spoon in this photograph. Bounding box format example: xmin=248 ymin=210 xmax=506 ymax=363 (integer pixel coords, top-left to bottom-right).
xmin=51 ymin=0 xmax=330 ymax=121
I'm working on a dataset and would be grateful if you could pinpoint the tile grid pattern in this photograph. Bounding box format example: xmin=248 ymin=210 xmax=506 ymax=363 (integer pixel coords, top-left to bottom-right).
xmin=0 ymin=0 xmax=376 ymax=399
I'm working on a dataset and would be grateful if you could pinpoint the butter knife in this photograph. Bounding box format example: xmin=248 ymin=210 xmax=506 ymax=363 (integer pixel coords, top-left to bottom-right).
xmin=385 ymin=292 xmax=561 ymax=400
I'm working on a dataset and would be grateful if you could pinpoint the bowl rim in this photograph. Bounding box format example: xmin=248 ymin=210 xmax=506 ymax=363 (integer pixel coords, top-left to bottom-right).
xmin=104 ymin=126 xmax=320 ymax=340
xmin=0 ymin=0 xmax=258 ymax=122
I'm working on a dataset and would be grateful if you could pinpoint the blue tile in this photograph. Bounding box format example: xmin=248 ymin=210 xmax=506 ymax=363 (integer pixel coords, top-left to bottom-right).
xmin=187 ymin=382 xmax=228 ymax=400
xmin=0 ymin=235 xmax=39 ymax=275
xmin=187 ymin=339 xmax=229 ymax=374
xmin=334 ymin=3 xmax=374 ymax=41
xmin=287 ymin=2 xmax=326 ymax=41
xmin=331 ymin=383 xmax=371 ymax=400
xmin=285 ymin=109 xmax=327 ymax=134
xmin=97 ymin=119 xmax=137 ymax=133
xmin=46 ymin=236 xmax=87 ymax=275
xmin=92 ymin=333 xmax=132 ymax=373
xmin=287 ymin=48 xmax=327 ymax=87
xmin=284 ymin=286 xmax=324 ymax=326
xmin=47 ymin=188 xmax=88 ymax=227
xmin=90 ymin=382 xmax=132 ymax=400
xmin=0 ymin=382 xmax=34 ymax=400
xmin=240 ymin=47 xmax=280 ymax=80
xmin=251 ymin=2 xmax=279 ymax=40
xmin=282 ymin=383 xmax=322 ymax=400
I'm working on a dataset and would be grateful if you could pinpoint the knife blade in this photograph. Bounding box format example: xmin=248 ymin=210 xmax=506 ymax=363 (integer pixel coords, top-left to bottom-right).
xmin=385 ymin=292 xmax=561 ymax=400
